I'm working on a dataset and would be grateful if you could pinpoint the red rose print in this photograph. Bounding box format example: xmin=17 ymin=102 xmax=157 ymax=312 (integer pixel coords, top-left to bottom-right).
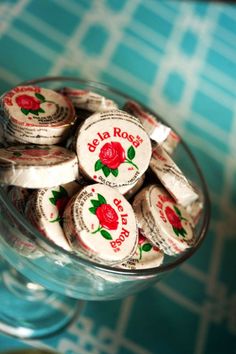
xmin=138 ymin=230 xmax=146 ymax=245
xmin=56 ymin=196 xmax=69 ymax=217
xmin=153 ymin=246 xmax=160 ymax=252
xmin=95 ymin=203 xmax=119 ymax=230
xmin=16 ymin=94 xmax=40 ymax=111
xmin=165 ymin=206 xmax=182 ymax=229
xmin=23 ymin=149 xmax=50 ymax=157
xmin=95 ymin=143 xmax=138 ymax=178
xmin=137 ymin=229 xmax=153 ymax=259
xmin=49 ymin=186 xmax=69 ymax=224
xmin=99 ymin=142 xmax=125 ymax=169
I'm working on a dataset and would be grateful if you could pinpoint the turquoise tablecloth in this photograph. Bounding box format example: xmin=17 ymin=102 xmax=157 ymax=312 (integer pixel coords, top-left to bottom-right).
xmin=0 ymin=1 xmax=236 ymax=353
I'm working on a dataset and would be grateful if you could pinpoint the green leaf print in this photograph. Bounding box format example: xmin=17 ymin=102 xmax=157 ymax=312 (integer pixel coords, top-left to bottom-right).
xmin=21 ymin=108 xmax=29 ymax=115
xmin=97 ymin=193 xmax=106 ymax=205
xmin=91 ymin=199 xmax=101 ymax=208
xmin=142 ymin=243 xmax=152 ymax=252
xmin=102 ymin=165 xmax=111 ymax=177
xmin=35 ymin=93 xmax=45 ymax=102
xmin=111 ymin=168 xmax=118 ymax=177
xmin=100 ymin=229 xmax=112 ymax=240
xmin=127 ymin=145 xmax=135 ymax=160
xmin=174 ymin=205 xmax=182 ymax=218
xmin=95 ymin=159 xmax=103 ymax=171
xmin=89 ymin=207 xmax=97 ymax=215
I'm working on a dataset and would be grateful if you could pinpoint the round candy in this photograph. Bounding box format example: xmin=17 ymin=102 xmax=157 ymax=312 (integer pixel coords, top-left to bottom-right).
xmin=185 ymin=183 xmax=203 ymax=227
xmin=25 ymin=182 xmax=81 ymax=251
xmin=8 ymin=186 xmax=31 ymax=214
xmin=119 ymin=229 xmax=164 ymax=270
xmin=1 ymin=86 xmax=76 ymax=145
xmin=60 ymin=87 xmax=118 ymax=112
xmin=5 ymin=187 xmax=42 ymax=258
xmin=133 ymin=185 xmax=193 ymax=255
xmin=63 ymin=183 xmax=138 ymax=264
xmin=124 ymin=100 xmax=180 ymax=154
xmin=124 ymin=100 xmax=171 ymax=144
xmin=150 ymin=145 xmax=198 ymax=207
xmin=0 ymin=145 xmax=79 ymax=188
xmin=75 ymin=109 xmax=152 ymax=188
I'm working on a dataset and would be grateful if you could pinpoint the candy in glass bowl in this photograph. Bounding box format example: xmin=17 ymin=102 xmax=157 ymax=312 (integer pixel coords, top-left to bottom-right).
xmin=0 ymin=77 xmax=210 ymax=338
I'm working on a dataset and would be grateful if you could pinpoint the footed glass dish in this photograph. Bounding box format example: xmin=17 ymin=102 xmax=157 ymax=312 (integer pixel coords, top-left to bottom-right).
xmin=0 ymin=77 xmax=210 ymax=339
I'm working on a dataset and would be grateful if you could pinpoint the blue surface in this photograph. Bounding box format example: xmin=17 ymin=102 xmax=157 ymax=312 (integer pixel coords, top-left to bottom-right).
xmin=0 ymin=1 xmax=236 ymax=353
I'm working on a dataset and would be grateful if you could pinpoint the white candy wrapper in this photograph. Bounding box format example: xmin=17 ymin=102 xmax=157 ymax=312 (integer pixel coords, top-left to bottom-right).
xmin=119 ymin=229 xmax=164 ymax=269
xmin=185 ymin=183 xmax=203 ymax=227
xmin=3 ymin=187 xmax=42 ymax=258
xmin=25 ymin=181 xmax=81 ymax=251
xmin=0 ymin=86 xmax=76 ymax=145
xmin=150 ymin=145 xmax=198 ymax=207
xmin=8 ymin=186 xmax=31 ymax=214
xmin=133 ymin=185 xmax=194 ymax=256
xmin=60 ymin=87 xmax=118 ymax=112
xmin=124 ymin=100 xmax=180 ymax=154
xmin=75 ymin=109 xmax=152 ymax=188
xmin=162 ymin=130 xmax=180 ymax=155
xmin=63 ymin=183 xmax=138 ymax=265
xmin=0 ymin=145 xmax=79 ymax=188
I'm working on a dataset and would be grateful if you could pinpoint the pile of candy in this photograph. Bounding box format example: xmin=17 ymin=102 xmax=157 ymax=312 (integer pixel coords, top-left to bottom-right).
xmin=0 ymin=86 xmax=203 ymax=270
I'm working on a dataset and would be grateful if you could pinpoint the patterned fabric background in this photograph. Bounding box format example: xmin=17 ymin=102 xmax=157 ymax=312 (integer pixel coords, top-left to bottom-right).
xmin=0 ymin=1 xmax=236 ymax=353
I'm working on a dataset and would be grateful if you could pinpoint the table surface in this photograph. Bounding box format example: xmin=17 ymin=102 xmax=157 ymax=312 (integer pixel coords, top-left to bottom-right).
xmin=0 ymin=1 xmax=236 ymax=354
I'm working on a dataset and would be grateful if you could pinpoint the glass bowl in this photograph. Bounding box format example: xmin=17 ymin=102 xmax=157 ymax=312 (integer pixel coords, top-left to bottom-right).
xmin=0 ymin=77 xmax=210 ymax=338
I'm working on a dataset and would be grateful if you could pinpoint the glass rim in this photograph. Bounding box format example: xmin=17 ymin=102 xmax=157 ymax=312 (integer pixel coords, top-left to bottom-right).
xmin=0 ymin=76 xmax=211 ymax=277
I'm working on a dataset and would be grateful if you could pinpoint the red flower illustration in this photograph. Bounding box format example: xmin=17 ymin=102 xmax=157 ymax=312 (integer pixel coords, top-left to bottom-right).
xmin=95 ymin=143 xmax=138 ymax=178
xmin=165 ymin=206 xmax=182 ymax=229
xmin=95 ymin=203 xmax=119 ymax=230
xmin=49 ymin=186 xmax=69 ymax=224
xmin=16 ymin=94 xmax=40 ymax=111
xmin=138 ymin=230 xmax=146 ymax=245
xmin=23 ymin=149 xmax=50 ymax=157
xmin=137 ymin=229 xmax=153 ymax=259
xmin=56 ymin=196 xmax=69 ymax=217
xmin=99 ymin=142 xmax=125 ymax=169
